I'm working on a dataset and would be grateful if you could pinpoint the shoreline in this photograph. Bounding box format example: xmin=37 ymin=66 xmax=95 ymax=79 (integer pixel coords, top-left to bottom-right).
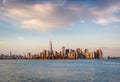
xmin=0 ymin=58 xmax=119 ymax=60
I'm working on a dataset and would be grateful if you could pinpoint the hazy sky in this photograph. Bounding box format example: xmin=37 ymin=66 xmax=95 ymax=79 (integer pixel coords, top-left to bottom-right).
xmin=0 ymin=0 xmax=120 ymax=57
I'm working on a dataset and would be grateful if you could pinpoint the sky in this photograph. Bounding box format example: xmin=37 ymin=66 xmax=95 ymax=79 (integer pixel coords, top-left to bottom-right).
xmin=0 ymin=0 xmax=120 ymax=57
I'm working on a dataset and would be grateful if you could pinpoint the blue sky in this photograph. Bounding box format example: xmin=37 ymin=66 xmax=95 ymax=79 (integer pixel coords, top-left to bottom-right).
xmin=0 ymin=0 xmax=120 ymax=57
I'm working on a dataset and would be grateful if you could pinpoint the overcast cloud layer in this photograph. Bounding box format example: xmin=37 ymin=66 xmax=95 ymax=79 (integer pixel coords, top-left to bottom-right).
xmin=0 ymin=0 xmax=120 ymax=31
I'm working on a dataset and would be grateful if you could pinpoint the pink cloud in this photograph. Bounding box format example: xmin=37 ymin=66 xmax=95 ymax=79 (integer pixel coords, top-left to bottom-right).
xmin=0 ymin=0 xmax=120 ymax=31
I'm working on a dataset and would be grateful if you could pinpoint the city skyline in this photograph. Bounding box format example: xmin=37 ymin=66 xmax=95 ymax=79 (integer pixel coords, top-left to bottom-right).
xmin=0 ymin=40 xmax=104 ymax=59
xmin=0 ymin=0 xmax=120 ymax=57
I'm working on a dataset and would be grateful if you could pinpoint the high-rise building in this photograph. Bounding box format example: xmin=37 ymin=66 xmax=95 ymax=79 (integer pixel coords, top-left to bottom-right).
xmin=65 ymin=49 xmax=69 ymax=56
xmin=26 ymin=52 xmax=32 ymax=59
xmin=61 ymin=46 xmax=66 ymax=58
xmin=96 ymin=49 xmax=103 ymax=59
xmin=49 ymin=40 xmax=52 ymax=51
xmin=94 ymin=49 xmax=103 ymax=59
xmin=62 ymin=46 xmax=65 ymax=51
xmin=46 ymin=50 xmax=49 ymax=58
xmin=49 ymin=40 xmax=53 ymax=56
xmin=10 ymin=51 xmax=12 ymax=56
xmin=71 ymin=50 xmax=76 ymax=59
xmin=84 ymin=49 xmax=89 ymax=59
xmin=89 ymin=51 xmax=94 ymax=59
xmin=75 ymin=48 xmax=80 ymax=59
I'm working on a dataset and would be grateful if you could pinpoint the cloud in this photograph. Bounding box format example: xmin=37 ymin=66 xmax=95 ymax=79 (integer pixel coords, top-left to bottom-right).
xmin=2 ymin=0 xmax=7 ymax=5
xmin=0 ymin=0 xmax=120 ymax=31
xmin=0 ymin=2 xmax=83 ymax=31
xmin=91 ymin=2 xmax=120 ymax=25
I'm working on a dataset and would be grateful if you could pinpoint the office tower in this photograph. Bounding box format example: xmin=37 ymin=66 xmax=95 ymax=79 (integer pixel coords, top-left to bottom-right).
xmin=49 ymin=40 xmax=53 ymax=56
xmin=62 ymin=46 xmax=65 ymax=51
xmin=79 ymin=49 xmax=84 ymax=59
xmin=60 ymin=50 xmax=64 ymax=58
xmin=26 ymin=52 xmax=32 ymax=59
xmin=40 ymin=50 xmax=43 ymax=57
xmin=96 ymin=49 xmax=103 ymax=59
xmin=69 ymin=49 xmax=72 ymax=53
xmin=68 ymin=50 xmax=76 ymax=59
xmin=94 ymin=49 xmax=103 ymax=59
xmin=89 ymin=51 xmax=94 ymax=59
xmin=10 ymin=51 xmax=12 ymax=56
xmin=65 ymin=49 xmax=69 ymax=56
xmin=75 ymin=48 xmax=80 ymax=59
xmin=46 ymin=50 xmax=49 ymax=58
xmin=49 ymin=40 xmax=52 ymax=51
xmin=68 ymin=49 xmax=72 ymax=59
xmin=94 ymin=51 xmax=98 ymax=59
xmin=43 ymin=50 xmax=47 ymax=57
xmin=71 ymin=50 xmax=76 ymax=59
xmin=61 ymin=46 xmax=66 ymax=58
xmin=54 ymin=51 xmax=58 ymax=56
xmin=84 ymin=49 xmax=89 ymax=59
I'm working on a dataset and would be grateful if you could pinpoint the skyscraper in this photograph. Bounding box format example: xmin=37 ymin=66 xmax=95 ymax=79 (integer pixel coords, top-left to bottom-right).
xmin=62 ymin=46 xmax=65 ymax=51
xmin=49 ymin=40 xmax=52 ymax=51
xmin=49 ymin=40 xmax=53 ymax=56
xmin=10 ymin=51 xmax=12 ymax=56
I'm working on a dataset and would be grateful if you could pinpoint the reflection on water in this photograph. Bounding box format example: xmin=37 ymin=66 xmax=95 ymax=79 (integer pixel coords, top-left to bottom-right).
xmin=0 ymin=59 xmax=120 ymax=82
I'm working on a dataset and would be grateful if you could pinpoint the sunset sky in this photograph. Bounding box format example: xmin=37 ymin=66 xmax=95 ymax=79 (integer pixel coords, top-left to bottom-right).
xmin=0 ymin=0 xmax=120 ymax=57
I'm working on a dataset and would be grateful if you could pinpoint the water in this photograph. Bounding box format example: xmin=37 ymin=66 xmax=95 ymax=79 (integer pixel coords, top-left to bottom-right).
xmin=0 ymin=59 xmax=120 ymax=82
